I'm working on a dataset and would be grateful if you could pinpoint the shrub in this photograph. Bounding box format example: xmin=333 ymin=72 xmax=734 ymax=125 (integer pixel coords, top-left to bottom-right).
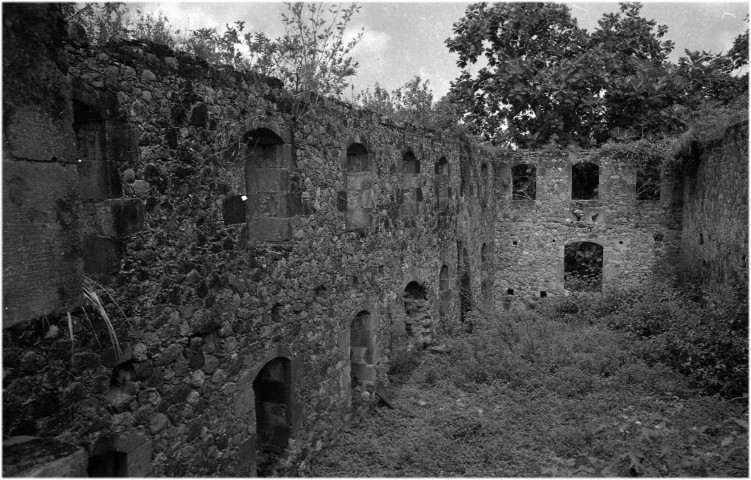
xmin=599 ymin=285 xmax=748 ymax=397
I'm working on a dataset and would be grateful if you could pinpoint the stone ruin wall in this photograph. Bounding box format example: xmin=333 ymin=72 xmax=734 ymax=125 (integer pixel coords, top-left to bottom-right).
xmin=2 ymin=5 xmax=495 ymax=476
xmin=679 ymin=121 xmax=749 ymax=299
xmin=492 ymin=149 xmax=683 ymax=305
xmin=2 ymin=4 xmax=746 ymax=477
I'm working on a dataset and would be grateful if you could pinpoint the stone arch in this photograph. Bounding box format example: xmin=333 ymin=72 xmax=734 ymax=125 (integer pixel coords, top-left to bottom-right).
xmin=438 ymin=265 xmax=451 ymax=318
xmin=349 ymin=310 xmax=376 ymax=402
xmin=400 ymin=149 xmax=421 ymax=216
xmin=244 ymin=128 xmax=297 ymax=242
xmin=572 ymin=161 xmax=599 ymax=200
xmin=564 ymin=241 xmax=604 ymax=292
xmin=402 ymin=281 xmax=432 ymax=348
xmin=512 ymin=163 xmax=537 ymax=201
xmin=345 ymin=142 xmax=373 ymax=229
xmin=435 ymin=156 xmax=450 ymax=214
xmin=234 ymin=346 xmax=302 ymax=477
xmin=253 ymin=356 xmax=293 ymax=476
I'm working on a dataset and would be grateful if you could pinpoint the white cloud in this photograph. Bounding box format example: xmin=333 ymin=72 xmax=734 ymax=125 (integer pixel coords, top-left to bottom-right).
xmin=348 ymin=28 xmax=390 ymax=56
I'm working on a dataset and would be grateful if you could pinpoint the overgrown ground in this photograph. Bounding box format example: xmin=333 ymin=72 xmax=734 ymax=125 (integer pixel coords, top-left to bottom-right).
xmin=306 ymin=290 xmax=748 ymax=477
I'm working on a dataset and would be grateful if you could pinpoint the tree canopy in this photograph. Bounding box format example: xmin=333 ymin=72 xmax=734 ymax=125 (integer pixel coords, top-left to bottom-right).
xmin=446 ymin=2 xmax=748 ymax=148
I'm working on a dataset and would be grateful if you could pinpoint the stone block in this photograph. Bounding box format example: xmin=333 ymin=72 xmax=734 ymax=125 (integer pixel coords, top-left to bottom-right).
xmin=247 ymin=217 xmax=292 ymax=242
xmin=77 ymin=160 xmax=122 ymax=200
xmin=222 ymin=195 xmax=247 ymax=225
xmin=106 ymin=123 xmax=139 ymax=165
xmin=346 ymin=208 xmax=371 ymax=229
xmin=346 ymin=172 xmax=370 ymax=190
xmin=83 ymin=235 xmax=124 ymax=276
xmin=3 ymin=159 xmax=83 ymax=327
xmin=281 ymin=144 xmax=296 ymax=168
xmin=95 ymin=198 xmax=144 ymax=237
xmin=124 ymin=440 xmax=152 ymax=476
xmin=360 ymin=190 xmax=375 ymax=209
xmin=4 ymin=106 xmax=76 ymax=164
xmin=247 ymin=168 xmax=289 ymax=193
xmin=336 ymin=191 xmax=347 ymax=212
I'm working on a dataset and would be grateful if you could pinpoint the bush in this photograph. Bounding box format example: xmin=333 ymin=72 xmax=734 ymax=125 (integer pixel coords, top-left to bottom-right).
xmin=599 ymin=286 xmax=748 ymax=397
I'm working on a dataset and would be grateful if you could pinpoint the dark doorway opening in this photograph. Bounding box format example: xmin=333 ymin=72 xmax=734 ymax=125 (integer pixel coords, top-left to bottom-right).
xmin=253 ymin=357 xmax=292 ymax=477
xmin=87 ymin=451 xmax=128 ymax=477
xmin=564 ymin=241 xmax=603 ymax=292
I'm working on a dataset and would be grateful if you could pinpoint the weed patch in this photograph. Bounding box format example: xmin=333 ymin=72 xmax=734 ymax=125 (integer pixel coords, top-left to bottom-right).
xmin=306 ymin=295 xmax=748 ymax=477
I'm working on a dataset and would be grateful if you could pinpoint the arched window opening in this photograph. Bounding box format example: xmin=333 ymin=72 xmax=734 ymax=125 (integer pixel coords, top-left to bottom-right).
xmin=253 ymin=357 xmax=292 ymax=476
xmin=512 ymin=164 xmax=537 ymax=201
xmin=400 ymin=150 xmax=421 ymax=216
xmin=636 ymin=163 xmax=660 ymax=201
xmin=345 ymin=143 xmax=372 ymax=230
xmin=571 ymin=162 xmax=599 ymax=200
xmin=403 ymin=281 xmax=432 ymax=349
xmin=481 ymin=243 xmax=491 ymax=299
xmin=435 ymin=157 xmax=450 ymax=214
xmin=458 ymin=245 xmax=472 ymax=322
xmin=350 ymin=311 xmax=375 ymax=403
xmin=245 ymin=128 xmax=293 ymax=242
xmin=564 ymin=241 xmax=603 ymax=292
xmin=438 ymin=265 xmax=450 ymax=318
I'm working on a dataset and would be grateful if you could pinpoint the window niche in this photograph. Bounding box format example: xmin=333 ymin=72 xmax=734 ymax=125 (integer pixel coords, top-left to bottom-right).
xmin=636 ymin=162 xmax=661 ymax=201
xmin=244 ymin=128 xmax=296 ymax=242
xmin=571 ymin=162 xmax=599 ymax=200
xmin=400 ymin=150 xmax=421 ymax=216
xmin=512 ymin=163 xmax=537 ymax=201
xmin=564 ymin=241 xmax=603 ymax=292
xmin=345 ymin=143 xmax=372 ymax=230
xmin=435 ymin=157 xmax=450 ymax=214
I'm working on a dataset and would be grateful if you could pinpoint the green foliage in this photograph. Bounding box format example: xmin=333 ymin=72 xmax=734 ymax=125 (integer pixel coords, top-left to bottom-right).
xmin=184 ymin=22 xmax=246 ymax=67
xmin=308 ymin=300 xmax=748 ymax=477
xmin=446 ymin=2 xmax=748 ymax=148
xmin=64 ymin=2 xmax=364 ymax=99
xmin=245 ymin=2 xmax=363 ymax=97
xmin=64 ymin=2 xmax=132 ymax=46
xmin=546 ymin=284 xmax=748 ymax=398
xmin=357 ymin=77 xmax=469 ymax=134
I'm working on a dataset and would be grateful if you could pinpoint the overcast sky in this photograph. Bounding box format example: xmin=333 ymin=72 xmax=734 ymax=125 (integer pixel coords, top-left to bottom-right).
xmin=132 ymin=1 xmax=750 ymax=99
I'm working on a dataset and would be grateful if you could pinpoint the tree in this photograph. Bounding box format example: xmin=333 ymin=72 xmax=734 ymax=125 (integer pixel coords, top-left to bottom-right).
xmin=446 ymin=2 xmax=595 ymax=147
xmin=246 ymin=2 xmax=363 ymax=97
xmin=446 ymin=2 xmax=746 ymax=148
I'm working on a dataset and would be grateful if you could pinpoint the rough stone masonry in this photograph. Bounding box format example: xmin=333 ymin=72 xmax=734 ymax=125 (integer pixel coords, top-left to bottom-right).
xmin=2 ymin=4 xmax=747 ymax=477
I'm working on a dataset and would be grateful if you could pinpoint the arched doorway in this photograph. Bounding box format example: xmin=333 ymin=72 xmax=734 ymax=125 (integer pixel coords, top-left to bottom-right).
xmin=253 ymin=357 xmax=292 ymax=476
